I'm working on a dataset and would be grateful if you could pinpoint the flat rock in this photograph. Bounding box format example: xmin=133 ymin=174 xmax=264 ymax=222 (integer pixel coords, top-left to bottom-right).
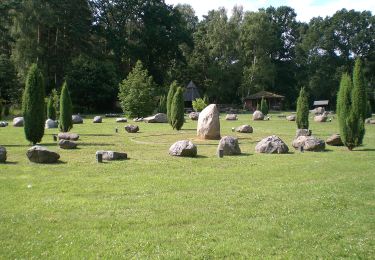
xmin=314 ymin=115 xmax=328 ymax=122
xmin=96 ymin=151 xmax=127 ymax=160
xmin=197 ymin=104 xmax=221 ymax=140
xmin=133 ymin=117 xmax=144 ymax=122
xmin=93 ymin=116 xmax=102 ymax=123
xmin=26 ymin=146 xmax=60 ymax=163
xmin=72 ymin=115 xmax=83 ymax=124
xmin=189 ymin=112 xmax=199 ymax=121
xmin=45 ymin=119 xmax=58 ymax=129
xmin=125 ymin=125 xmax=139 ymax=133
xmin=252 ymin=110 xmax=265 ymax=121
xmin=217 ymin=136 xmax=241 ymax=155
xmin=292 ymin=136 xmax=325 ymax=151
xmin=365 ymin=118 xmax=375 ymax=124
xmin=116 ymin=118 xmax=128 ymax=123
xmin=169 ymin=140 xmax=197 ymax=157
xmin=296 ymin=129 xmax=312 ymax=138
xmin=0 ymin=121 xmax=8 ymax=127
xmin=255 ymin=135 xmax=289 ymax=154
xmin=58 ymin=132 xmax=80 ymax=141
xmin=286 ymin=115 xmax=296 ymax=121
xmin=13 ymin=117 xmax=24 ymax=127
xmin=58 ymin=139 xmax=77 ymax=149
xmin=326 ymin=134 xmax=344 ymax=146
xmin=0 ymin=146 xmax=7 ymax=163
xmin=144 ymin=113 xmax=167 ymax=123
xmin=235 ymin=125 xmax=253 ymax=133
xmin=225 ymin=114 xmax=238 ymax=120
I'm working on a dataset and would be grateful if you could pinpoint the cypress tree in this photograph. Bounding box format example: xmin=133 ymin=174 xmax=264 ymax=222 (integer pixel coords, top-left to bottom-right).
xmin=22 ymin=64 xmax=45 ymax=145
xmin=260 ymin=97 xmax=268 ymax=115
xmin=296 ymin=87 xmax=309 ymax=129
xmin=47 ymin=95 xmax=56 ymax=120
xmin=170 ymin=87 xmax=185 ymax=130
xmin=59 ymin=82 xmax=73 ymax=132
xmin=337 ymin=73 xmax=352 ymax=149
xmin=167 ymin=81 xmax=178 ymax=124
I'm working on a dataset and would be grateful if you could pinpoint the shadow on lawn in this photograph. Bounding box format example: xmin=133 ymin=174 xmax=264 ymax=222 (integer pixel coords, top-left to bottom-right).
xmin=78 ymin=143 xmax=113 ymax=147
xmin=4 ymin=142 xmax=58 ymax=147
xmin=353 ymin=148 xmax=375 ymax=152
xmin=3 ymin=161 xmax=18 ymax=165
xmin=79 ymin=134 xmax=114 ymax=137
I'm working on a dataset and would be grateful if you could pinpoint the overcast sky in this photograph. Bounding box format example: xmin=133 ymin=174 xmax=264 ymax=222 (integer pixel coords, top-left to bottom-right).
xmin=164 ymin=0 xmax=375 ymax=22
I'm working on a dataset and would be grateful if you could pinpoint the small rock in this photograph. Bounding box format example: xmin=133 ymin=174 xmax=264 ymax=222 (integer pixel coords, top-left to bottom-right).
xmin=0 ymin=121 xmax=8 ymax=127
xmin=189 ymin=112 xmax=199 ymax=121
xmin=45 ymin=119 xmax=58 ymax=129
xmin=58 ymin=132 xmax=80 ymax=141
xmin=225 ymin=114 xmax=238 ymax=120
xmin=217 ymin=136 xmax=241 ymax=155
xmin=0 ymin=146 xmax=7 ymax=163
xmin=125 ymin=125 xmax=139 ymax=133
xmin=255 ymin=135 xmax=289 ymax=154
xmin=133 ymin=117 xmax=144 ymax=122
xmin=13 ymin=117 xmax=24 ymax=127
xmin=286 ymin=115 xmax=296 ymax=121
xmin=252 ymin=110 xmax=265 ymax=121
xmin=144 ymin=113 xmax=168 ymax=123
xmin=116 ymin=118 xmax=128 ymax=123
xmin=72 ymin=115 xmax=83 ymax=124
xmin=235 ymin=125 xmax=253 ymax=133
xmin=296 ymin=129 xmax=312 ymax=138
xmin=96 ymin=151 xmax=127 ymax=160
xmin=292 ymin=136 xmax=325 ymax=152
xmin=58 ymin=140 xmax=77 ymax=149
xmin=169 ymin=140 xmax=197 ymax=157
xmin=326 ymin=134 xmax=344 ymax=146
xmin=26 ymin=146 xmax=60 ymax=163
xmin=93 ymin=116 xmax=102 ymax=123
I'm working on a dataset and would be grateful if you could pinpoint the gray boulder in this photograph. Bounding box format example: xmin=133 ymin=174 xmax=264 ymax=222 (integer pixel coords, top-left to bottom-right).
xmin=252 ymin=110 xmax=265 ymax=121
xmin=292 ymin=136 xmax=325 ymax=152
xmin=235 ymin=125 xmax=253 ymax=133
xmin=197 ymin=104 xmax=221 ymax=140
xmin=58 ymin=132 xmax=80 ymax=141
xmin=93 ymin=116 xmax=102 ymax=123
xmin=314 ymin=115 xmax=328 ymax=122
xmin=286 ymin=115 xmax=296 ymax=121
xmin=225 ymin=114 xmax=238 ymax=120
xmin=296 ymin=129 xmax=312 ymax=138
xmin=255 ymin=135 xmax=289 ymax=154
xmin=58 ymin=140 xmax=77 ymax=149
xmin=0 ymin=121 xmax=8 ymax=127
xmin=13 ymin=117 xmax=24 ymax=127
xmin=45 ymin=119 xmax=58 ymax=129
xmin=217 ymin=136 xmax=241 ymax=155
xmin=116 ymin=118 xmax=128 ymax=123
xmin=0 ymin=146 xmax=7 ymax=163
xmin=96 ymin=150 xmax=127 ymax=160
xmin=326 ymin=134 xmax=344 ymax=146
xmin=189 ymin=112 xmax=199 ymax=120
xmin=26 ymin=146 xmax=60 ymax=163
xmin=365 ymin=118 xmax=375 ymax=124
xmin=169 ymin=140 xmax=197 ymax=157
xmin=125 ymin=125 xmax=139 ymax=133
xmin=144 ymin=113 xmax=168 ymax=123
xmin=133 ymin=117 xmax=144 ymax=122
xmin=72 ymin=115 xmax=83 ymax=124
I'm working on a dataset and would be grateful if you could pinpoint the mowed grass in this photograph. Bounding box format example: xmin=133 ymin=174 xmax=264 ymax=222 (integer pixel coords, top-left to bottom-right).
xmin=0 ymin=112 xmax=374 ymax=258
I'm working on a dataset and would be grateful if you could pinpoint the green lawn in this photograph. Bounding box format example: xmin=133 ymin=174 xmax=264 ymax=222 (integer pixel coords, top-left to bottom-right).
xmin=1 ymin=113 xmax=374 ymax=258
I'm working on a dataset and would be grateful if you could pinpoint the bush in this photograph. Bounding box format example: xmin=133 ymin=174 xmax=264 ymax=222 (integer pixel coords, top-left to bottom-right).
xmin=22 ymin=64 xmax=45 ymax=145
xmin=296 ymin=87 xmax=309 ymax=129
xmin=47 ymin=95 xmax=56 ymax=120
xmin=0 ymin=100 xmax=3 ymax=120
xmin=167 ymin=81 xmax=179 ymax=123
xmin=118 ymin=60 xmax=155 ymax=118
xmin=59 ymin=82 xmax=73 ymax=132
xmin=158 ymin=95 xmax=167 ymax=113
xmin=192 ymin=98 xmax=207 ymax=112
xmin=170 ymin=87 xmax=185 ymax=130
xmin=260 ymin=97 xmax=269 ymax=115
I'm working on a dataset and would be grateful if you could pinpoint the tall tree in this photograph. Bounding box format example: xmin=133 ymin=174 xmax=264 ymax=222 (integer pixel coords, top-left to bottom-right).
xmin=59 ymin=82 xmax=73 ymax=132
xmin=170 ymin=87 xmax=184 ymax=130
xmin=296 ymin=87 xmax=309 ymax=129
xmin=167 ymin=81 xmax=179 ymax=123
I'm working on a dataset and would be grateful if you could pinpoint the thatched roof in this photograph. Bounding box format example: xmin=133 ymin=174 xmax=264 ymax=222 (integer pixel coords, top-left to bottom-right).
xmin=184 ymin=81 xmax=200 ymax=102
xmin=244 ymin=91 xmax=285 ymax=100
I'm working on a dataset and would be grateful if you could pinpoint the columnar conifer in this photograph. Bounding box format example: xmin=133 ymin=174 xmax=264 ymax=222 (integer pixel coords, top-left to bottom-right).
xmin=170 ymin=87 xmax=185 ymax=130
xmin=296 ymin=87 xmax=309 ymax=129
xmin=260 ymin=97 xmax=268 ymax=115
xmin=167 ymin=81 xmax=179 ymax=124
xmin=59 ymin=82 xmax=73 ymax=132
xmin=47 ymin=95 xmax=56 ymax=120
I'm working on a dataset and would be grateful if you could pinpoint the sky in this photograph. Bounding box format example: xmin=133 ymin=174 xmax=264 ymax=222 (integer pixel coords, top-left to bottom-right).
xmin=164 ymin=0 xmax=375 ymax=22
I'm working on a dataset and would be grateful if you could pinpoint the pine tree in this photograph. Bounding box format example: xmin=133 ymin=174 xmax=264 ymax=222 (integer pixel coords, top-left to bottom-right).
xmin=22 ymin=64 xmax=45 ymax=145
xmin=47 ymin=95 xmax=56 ymax=120
xmin=59 ymin=82 xmax=73 ymax=132
xmin=260 ymin=97 xmax=268 ymax=115
xmin=167 ymin=81 xmax=179 ymax=123
xmin=170 ymin=87 xmax=185 ymax=130
xmin=296 ymin=87 xmax=309 ymax=129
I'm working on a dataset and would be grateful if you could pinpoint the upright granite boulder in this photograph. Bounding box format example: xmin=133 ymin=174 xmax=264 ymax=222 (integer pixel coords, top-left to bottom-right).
xmin=93 ymin=116 xmax=102 ymax=123
xmin=144 ymin=113 xmax=168 ymax=123
xmin=0 ymin=146 xmax=7 ymax=163
xmin=45 ymin=119 xmax=58 ymax=129
xmin=326 ymin=134 xmax=344 ymax=146
xmin=252 ymin=110 xmax=265 ymax=121
xmin=58 ymin=132 xmax=80 ymax=141
xmin=217 ymin=136 xmax=241 ymax=155
xmin=255 ymin=135 xmax=289 ymax=154
xmin=72 ymin=114 xmax=83 ymax=124
xmin=235 ymin=125 xmax=253 ymax=133
xmin=96 ymin=151 xmax=127 ymax=160
xmin=26 ymin=146 xmax=60 ymax=163
xmin=197 ymin=104 xmax=220 ymax=140
xmin=292 ymin=136 xmax=325 ymax=151
xmin=169 ymin=140 xmax=197 ymax=157
xmin=13 ymin=117 xmax=24 ymax=127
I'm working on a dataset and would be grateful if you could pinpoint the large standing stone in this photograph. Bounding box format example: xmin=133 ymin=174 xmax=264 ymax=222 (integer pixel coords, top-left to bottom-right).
xmin=13 ymin=117 xmax=24 ymax=127
xmin=217 ymin=136 xmax=241 ymax=155
xmin=58 ymin=140 xmax=77 ymax=149
xmin=235 ymin=125 xmax=253 ymax=133
xmin=314 ymin=115 xmax=328 ymax=122
xmin=58 ymin=132 xmax=80 ymax=141
xmin=189 ymin=112 xmax=199 ymax=121
xmin=286 ymin=115 xmax=296 ymax=121
xmin=197 ymin=104 xmax=220 ymax=140
xmin=96 ymin=151 xmax=127 ymax=160
xmin=292 ymin=136 xmax=325 ymax=152
xmin=116 ymin=118 xmax=128 ymax=123
xmin=125 ymin=125 xmax=139 ymax=133
xmin=0 ymin=121 xmax=8 ymax=127
xmin=326 ymin=134 xmax=344 ymax=146
xmin=169 ymin=140 xmax=197 ymax=157
xmin=0 ymin=146 xmax=7 ymax=163
xmin=296 ymin=129 xmax=312 ymax=138
xmin=45 ymin=119 xmax=58 ymax=129
xmin=225 ymin=114 xmax=238 ymax=121
xmin=72 ymin=115 xmax=83 ymax=124
xmin=255 ymin=135 xmax=289 ymax=154
xmin=252 ymin=110 xmax=265 ymax=121
xmin=93 ymin=116 xmax=102 ymax=123
xmin=144 ymin=113 xmax=168 ymax=123
xmin=26 ymin=146 xmax=60 ymax=163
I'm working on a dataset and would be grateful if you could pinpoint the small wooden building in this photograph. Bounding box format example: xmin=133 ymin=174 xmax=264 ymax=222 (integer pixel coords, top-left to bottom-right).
xmin=243 ymin=91 xmax=284 ymax=111
xmin=184 ymin=81 xmax=201 ymax=108
xmin=313 ymin=100 xmax=329 ymax=109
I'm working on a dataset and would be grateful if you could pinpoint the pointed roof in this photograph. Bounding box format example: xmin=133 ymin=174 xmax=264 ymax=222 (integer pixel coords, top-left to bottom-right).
xmin=184 ymin=81 xmax=200 ymax=101
xmin=244 ymin=90 xmax=284 ymax=100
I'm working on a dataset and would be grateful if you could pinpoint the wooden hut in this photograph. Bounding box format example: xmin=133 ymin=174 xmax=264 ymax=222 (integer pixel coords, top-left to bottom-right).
xmin=243 ymin=91 xmax=284 ymax=111
xmin=184 ymin=81 xmax=200 ymax=108
xmin=313 ymin=100 xmax=329 ymax=109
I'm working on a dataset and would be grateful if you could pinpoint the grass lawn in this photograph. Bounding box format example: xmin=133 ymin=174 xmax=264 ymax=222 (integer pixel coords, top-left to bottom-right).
xmin=1 ymin=112 xmax=374 ymax=258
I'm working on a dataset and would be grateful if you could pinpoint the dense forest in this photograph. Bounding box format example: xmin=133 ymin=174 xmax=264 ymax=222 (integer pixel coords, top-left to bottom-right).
xmin=0 ymin=0 xmax=374 ymax=112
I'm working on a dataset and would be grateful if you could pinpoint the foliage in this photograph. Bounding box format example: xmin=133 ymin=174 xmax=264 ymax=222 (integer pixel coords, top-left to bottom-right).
xmin=260 ymin=97 xmax=269 ymax=115
xmin=167 ymin=81 xmax=179 ymax=123
xmin=296 ymin=87 xmax=309 ymax=129
xmin=59 ymin=82 xmax=73 ymax=132
xmin=170 ymin=87 xmax=185 ymax=130
xmin=46 ymin=95 xmax=56 ymax=120
xmin=0 ymin=99 xmax=2 ymax=120
xmin=51 ymin=88 xmax=59 ymax=117
xmin=367 ymin=100 xmax=372 ymax=118
xmin=192 ymin=98 xmax=207 ymax=112
xmin=256 ymin=103 xmax=260 ymax=111
xmin=118 ymin=61 xmax=155 ymax=118
xmin=158 ymin=95 xmax=167 ymax=114
xmin=22 ymin=64 xmax=45 ymax=145
xmin=0 ymin=54 xmax=19 ymax=103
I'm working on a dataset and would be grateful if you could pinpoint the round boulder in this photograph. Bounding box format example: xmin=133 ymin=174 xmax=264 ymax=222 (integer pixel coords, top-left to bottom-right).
xmin=72 ymin=115 xmax=83 ymax=124
xmin=125 ymin=125 xmax=139 ymax=133
xmin=96 ymin=151 xmax=127 ymax=160
xmin=255 ymin=135 xmax=289 ymax=154
xmin=365 ymin=118 xmax=375 ymax=124
xmin=45 ymin=119 xmax=58 ymax=129
xmin=93 ymin=116 xmax=102 ymax=123
xmin=58 ymin=140 xmax=77 ymax=149
xmin=0 ymin=146 xmax=7 ymax=163
xmin=26 ymin=146 xmax=60 ymax=163
xmin=292 ymin=136 xmax=325 ymax=152
xmin=314 ymin=115 xmax=328 ymax=122
xmin=0 ymin=121 xmax=8 ymax=127
xmin=116 ymin=118 xmax=128 ymax=123
xmin=217 ymin=136 xmax=241 ymax=156
xmin=286 ymin=115 xmax=296 ymax=121
xmin=58 ymin=132 xmax=80 ymax=141
xmin=13 ymin=117 xmax=24 ymax=127
xmin=197 ymin=104 xmax=221 ymax=140
xmin=296 ymin=129 xmax=312 ymax=138
xmin=235 ymin=125 xmax=253 ymax=133
xmin=326 ymin=134 xmax=343 ymax=146
xmin=189 ymin=112 xmax=199 ymax=121
xmin=225 ymin=114 xmax=238 ymax=121
xmin=144 ymin=113 xmax=167 ymax=123
xmin=169 ymin=140 xmax=197 ymax=157
xmin=252 ymin=110 xmax=265 ymax=121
